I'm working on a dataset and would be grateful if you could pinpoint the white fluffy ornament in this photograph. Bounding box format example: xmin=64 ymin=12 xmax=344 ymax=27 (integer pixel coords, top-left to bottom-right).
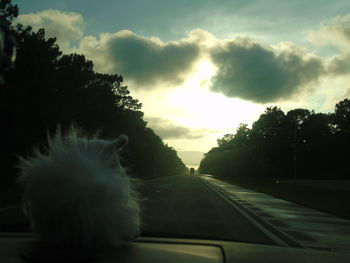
xmin=18 ymin=128 xmax=140 ymax=249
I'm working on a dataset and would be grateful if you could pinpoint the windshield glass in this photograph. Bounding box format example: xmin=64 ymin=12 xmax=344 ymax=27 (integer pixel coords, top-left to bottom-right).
xmin=2 ymin=0 xmax=350 ymax=254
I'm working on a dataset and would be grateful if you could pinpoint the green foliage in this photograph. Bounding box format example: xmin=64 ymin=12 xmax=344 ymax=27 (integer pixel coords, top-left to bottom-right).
xmin=0 ymin=0 xmax=18 ymax=25
xmin=200 ymin=102 xmax=350 ymax=181
xmin=217 ymin=134 xmax=234 ymax=148
xmin=1 ymin=7 xmax=186 ymax=184
xmin=333 ymin=99 xmax=350 ymax=135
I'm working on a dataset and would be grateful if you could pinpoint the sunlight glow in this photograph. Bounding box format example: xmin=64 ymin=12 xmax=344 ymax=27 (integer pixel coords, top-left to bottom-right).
xmin=166 ymin=59 xmax=264 ymax=130
xmin=168 ymin=87 xmax=263 ymax=130
xmin=195 ymin=60 xmax=216 ymax=82
xmin=184 ymin=59 xmax=217 ymax=89
xmin=131 ymin=59 xmax=265 ymax=151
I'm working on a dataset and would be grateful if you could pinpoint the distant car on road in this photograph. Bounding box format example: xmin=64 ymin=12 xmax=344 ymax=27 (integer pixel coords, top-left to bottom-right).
xmin=189 ymin=168 xmax=195 ymax=175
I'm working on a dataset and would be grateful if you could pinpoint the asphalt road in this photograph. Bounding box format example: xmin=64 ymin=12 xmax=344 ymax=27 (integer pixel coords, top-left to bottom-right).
xmin=0 ymin=175 xmax=275 ymax=245
xmin=138 ymin=175 xmax=274 ymax=244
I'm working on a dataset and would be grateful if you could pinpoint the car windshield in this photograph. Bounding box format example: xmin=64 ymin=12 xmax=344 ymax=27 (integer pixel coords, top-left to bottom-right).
xmin=1 ymin=0 xmax=350 ymax=254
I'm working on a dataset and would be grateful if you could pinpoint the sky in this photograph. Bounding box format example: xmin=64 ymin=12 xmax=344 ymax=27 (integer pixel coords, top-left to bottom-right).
xmin=13 ymin=0 xmax=350 ymax=167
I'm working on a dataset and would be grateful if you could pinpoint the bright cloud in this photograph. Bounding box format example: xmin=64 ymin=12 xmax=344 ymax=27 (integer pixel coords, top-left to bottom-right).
xmin=308 ymin=13 xmax=350 ymax=52
xmin=14 ymin=9 xmax=85 ymax=51
xmin=327 ymin=53 xmax=350 ymax=75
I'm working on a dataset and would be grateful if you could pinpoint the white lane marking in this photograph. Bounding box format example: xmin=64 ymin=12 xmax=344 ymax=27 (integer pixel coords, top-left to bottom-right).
xmin=201 ymin=178 xmax=290 ymax=247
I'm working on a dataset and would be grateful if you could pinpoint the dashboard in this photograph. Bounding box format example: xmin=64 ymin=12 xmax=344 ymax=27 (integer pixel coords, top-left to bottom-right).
xmin=1 ymin=233 xmax=349 ymax=263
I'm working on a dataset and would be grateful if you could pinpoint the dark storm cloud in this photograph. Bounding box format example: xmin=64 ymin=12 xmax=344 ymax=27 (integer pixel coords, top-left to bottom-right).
xmin=209 ymin=39 xmax=324 ymax=103
xmin=105 ymin=31 xmax=200 ymax=87
xmin=146 ymin=117 xmax=211 ymax=139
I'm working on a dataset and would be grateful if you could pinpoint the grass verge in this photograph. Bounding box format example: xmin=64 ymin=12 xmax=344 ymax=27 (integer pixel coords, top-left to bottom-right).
xmin=218 ymin=177 xmax=350 ymax=220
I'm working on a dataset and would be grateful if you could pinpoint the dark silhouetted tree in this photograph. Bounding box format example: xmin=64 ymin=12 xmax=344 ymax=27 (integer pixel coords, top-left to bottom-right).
xmin=1 ymin=2 xmax=186 ymax=185
xmin=0 ymin=0 xmax=18 ymax=25
xmin=200 ymin=102 xmax=350 ymax=181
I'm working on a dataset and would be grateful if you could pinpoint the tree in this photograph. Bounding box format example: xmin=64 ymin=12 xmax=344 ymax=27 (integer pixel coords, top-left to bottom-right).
xmin=0 ymin=0 xmax=18 ymax=25
xmin=217 ymin=134 xmax=234 ymax=148
xmin=286 ymin=109 xmax=310 ymax=127
xmin=301 ymin=113 xmax=331 ymax=142
xmin=251 ymin=106 xmax=285 ymax=140
xmin=200 ymin=99 xmax=350 ymax=181
xmin=333 ymin=99 xmax=350 ymax=135
xmin=233 ymin=123 xmax=250 ymax=147
xmin=1 ymin=7 xmax=186 ymax=185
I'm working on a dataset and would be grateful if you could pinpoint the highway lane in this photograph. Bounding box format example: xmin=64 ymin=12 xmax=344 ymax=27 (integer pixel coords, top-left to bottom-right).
xmin=0 ymin=175 xmax=275 ymax=245
xmin=138 ymin=175 xmax=275 ymax=244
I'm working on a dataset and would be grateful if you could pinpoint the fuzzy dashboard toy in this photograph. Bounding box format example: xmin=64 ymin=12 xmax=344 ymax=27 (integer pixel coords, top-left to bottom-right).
xmin=18 ymin=128 xmax=141 ymax=249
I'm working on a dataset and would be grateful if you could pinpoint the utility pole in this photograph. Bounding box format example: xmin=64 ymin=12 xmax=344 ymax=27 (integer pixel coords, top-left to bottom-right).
xmin=260 ymin=138 xmax=264 ymax=177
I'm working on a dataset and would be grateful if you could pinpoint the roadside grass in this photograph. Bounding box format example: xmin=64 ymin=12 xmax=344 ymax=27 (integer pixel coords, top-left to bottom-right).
xmin=218 ymin=177 xmax=350 ymax=220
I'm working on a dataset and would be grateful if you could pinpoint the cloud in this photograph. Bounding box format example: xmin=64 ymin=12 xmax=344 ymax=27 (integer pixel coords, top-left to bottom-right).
xmin=77 ymin=30 xmax=201 ymax=88
xmin=16 ymin=9 xmax=345 ymax=104
xmin=209 ymin=38 xmax=324 ymax=103
xmin=146 ymin=117 xmax=214 ymax=139
xmin=14 ymin=9 xmax=85 ymax=51
xmin=327 ymin=53 xmax=350 ymax=75
xmin=308 ymin=13 xmax=350 ymax=51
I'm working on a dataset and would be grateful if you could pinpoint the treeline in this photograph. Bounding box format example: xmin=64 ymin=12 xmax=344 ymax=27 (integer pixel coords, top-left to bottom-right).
xmin=199 ymin=101 xmax=350 ymax=181
xmin=1 ymin=1 xmax=186 ymax=185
